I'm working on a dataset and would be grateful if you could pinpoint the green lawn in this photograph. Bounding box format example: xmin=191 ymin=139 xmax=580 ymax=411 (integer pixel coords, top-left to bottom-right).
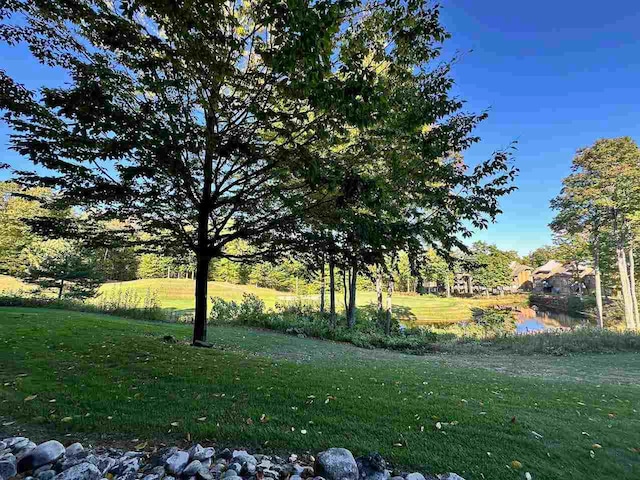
xmin=1 ymin=307 xmax=639 ymax=479
xmin=21 ymin=276 xmax=522 ymax=325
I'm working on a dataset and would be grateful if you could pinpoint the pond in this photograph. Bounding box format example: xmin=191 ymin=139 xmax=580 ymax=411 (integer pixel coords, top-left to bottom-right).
xmin=515 ymin=307 xmax=586 ymax=334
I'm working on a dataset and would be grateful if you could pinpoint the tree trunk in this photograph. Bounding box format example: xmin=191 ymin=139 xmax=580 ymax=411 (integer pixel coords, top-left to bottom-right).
xmin=385 ymin=274 xmax=394 ymax=335
xmin=628 ymin=246 xmax=639 ymax=328
xmin=444 ymin=275 xmax=451 ymax=298
xmin=193 ymin=251 xmax=211 ymax=343
xmin=593 ymin=238 xmax=604 ymax=328
xmin=347 ymin=262 xmax=357 ymax=328
xmin=376 ymin=267 xmax=384 ymax=319
xmin=58 ymin=279 xmax=64 ymax=300
xmin=193 ymin=124 xmax=213 ymax=345
xmin=329 ymin=258 xmax=336 ymax=328
xmin=320 ymin=261 xmax=326 ymax=313
xmin=342 ymin=269 xmax=348 ymax=315
xmin=613 ymin=218 xmax=635 ymax=330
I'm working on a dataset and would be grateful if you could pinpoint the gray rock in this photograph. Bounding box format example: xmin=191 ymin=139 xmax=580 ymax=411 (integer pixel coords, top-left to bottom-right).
xmin=85 ymin=456 xmax=115 ymax=476
xmin=0 ymin=442 xmax=6 ymax=451
xmin=59 ymin=458 xmax=86 ymax=472
xmin=356 ymin=454 xmax=388 ymax=480
xmin=0 ymin=454 xmax=17 ymax=479
xmin=35 ymin=465 xmax=54 ymax=475
xmin=220 ymin=471 xmax=239 ymax=480
xmin=65 ymin=445 xmax=84 ymax=459
xmin=196 ymin=467 xmax=212 ymax=480
xmin=187 ymin=445 xmax=202 ymax=461
xmin=15 ymin=442 xmax=37 ymax=460
xmin=406 ymin=474 xmax=425 ymax=480
xmin=4 ymin=438 xmax=28 ymax=450
xmin=263 ymin=470 xmax=279 ymax=479
xmin=390 ymin=477 xmax=404 ymax=480
xmin=315 ymin=449 xmax=358 ymax=480
xmin=149 ymin=466 xmax=165 ymax=477
xmin=53 ymin=463 xmax=101 ymax=480
xmin=109 ymin=457 xmax=139 ymax=476
xmin=12 ymin=439 xmax=31 ymax=452
xmin=217 ymin=450 xmax=232 ymax=461
xmin=227 ymin=463 xmax=241 ymax=473
xmin=142 ymin=475 xmax=161 ymax=480
xmin=150 ymin=449 xmax=178 ymax=468
xmin=231 ymin=451 xmax=256 ymax=466
xmin=164 ymin=476 xmax=176 ymax=480
xmin=437 ymin=475 xmax=465 ymax=480
xmin=182 ymin=461 xmax=202 ymax=477
xmin=192 ymin=449 xmax=214 ymax=463
xmin=37 ymin=470 xmax=57 ymax=480
xmin=241 ymin=463 xmax=256 ymax=476
xmin=164 ymin=452 xmax=189 ymax=476
xmin=290 ymin=476 xmax=303 ymax=480
xmin=18 ymin=441 xmax=66 ymax=472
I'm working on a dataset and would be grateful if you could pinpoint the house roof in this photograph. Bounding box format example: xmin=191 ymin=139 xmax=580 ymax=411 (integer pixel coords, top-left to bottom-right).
xmin=510 ymin=261 xmax=532 ymax=276
xmin=533 ymin=260 xmax=563 ymax=276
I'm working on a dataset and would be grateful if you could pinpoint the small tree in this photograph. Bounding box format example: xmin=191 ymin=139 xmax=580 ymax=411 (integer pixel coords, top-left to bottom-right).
xmin=20 ymin=239 xmax=103 ymax=299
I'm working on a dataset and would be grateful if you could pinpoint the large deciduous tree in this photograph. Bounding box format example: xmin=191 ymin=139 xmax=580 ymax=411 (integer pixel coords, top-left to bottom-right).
xmin=1 ymin=0 xmax=453 ymax=343
xmin=552 ymin=137 xmax=640 ymax=329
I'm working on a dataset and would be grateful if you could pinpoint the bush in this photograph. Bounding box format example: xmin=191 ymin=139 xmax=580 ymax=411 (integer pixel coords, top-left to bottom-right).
xmin=0 ymin=288 xmax=166 ymax=321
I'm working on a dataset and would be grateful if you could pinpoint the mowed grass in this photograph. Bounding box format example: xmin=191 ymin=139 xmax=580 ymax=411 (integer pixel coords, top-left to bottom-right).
xmin=0 ymin=275 xmax=525 ymax=324
xmin=1 ymin=307 xmax=639 ymax=480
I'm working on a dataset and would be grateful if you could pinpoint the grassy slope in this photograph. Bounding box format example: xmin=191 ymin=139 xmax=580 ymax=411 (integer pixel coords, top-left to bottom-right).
xmin=0 ymin=275 xmax=524 ymax=325
xmin=1 ymin=307 xmax=639 ymax=480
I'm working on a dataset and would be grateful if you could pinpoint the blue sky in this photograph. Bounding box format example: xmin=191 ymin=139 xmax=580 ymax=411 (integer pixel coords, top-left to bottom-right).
xmin=1 ymin=0 xmax=639 ymax=256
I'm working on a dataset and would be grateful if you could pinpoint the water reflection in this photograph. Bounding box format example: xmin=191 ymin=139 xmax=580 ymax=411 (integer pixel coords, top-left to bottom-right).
xmin=516 ymin=307 xmax=585 ymax=334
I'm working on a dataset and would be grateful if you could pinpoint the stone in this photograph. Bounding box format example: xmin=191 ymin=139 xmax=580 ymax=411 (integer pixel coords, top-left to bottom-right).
xmin=406 ymin=474 xmax=425 ymax=480
xmin=0 ymin=455 xmax=17 ymax=479
xmin=227 ymin=463 xmax=241 ymax=473
xmin=356 ymin=454 xmax=388 ymax=480
xmin=217 ymin=450 xmax=232 ymax=462
xmin=142 ymin=475 xmax=161 ymax=480
xmin=109 ymin=457 xmax=139 ymax=476
xmin=4 ymin=438 xmax=27 ymax=450
xmin=65 ymin=445 xmax=84 ymax=459
xmin=187 ymin=445 xmax=203 ymax=462
xmin=291 ymin=476 xmax=303 ymax=480
xmin=262 ymin=470 xmax=279 ymax=479
xmin=196 ymin=467 xmax=213 ymax=480
xmin=301 ymin=466 xmax=315 ymax=478
xmin=85 ymin=456 xmax=115 ymax=476
xmin=437 ymin=475 xmax=465 ymax=480
xmin=390 ymin=477 xmax=404 ymax=480
xmin=12 ymin=439 xmax=31 ymax=452
xmin=231 ymin=451 xmax=256 ymax=466
xmin=59 ymin=458 xmax=87 ymax=472
xmin=220 ymin=471 xmax=239 ymax=480
xmin=150 ymin=448 xmax=178 ymax=468
xmin=37 ymin=470 xmax=57 ymax=480
xmin=149 ymin=466 xmax=165 ymax=477
xmin=0 ymin=442 xmax=6 ymax=451
xmin=164 ymin=452 xmax=189 ymax=476
xmin=315 ymin=449 xmax=358 ymax=480
xmin=240 ymin=463 xmax=256 ymax=476
xmin=192 ymin=449 xmax=214 ymax=463
xmin=182 ymin=461 xmax=202 ymax=477
xmin=52 ymin=463 xmax=101 ymax=480
xmin=15 ymin=442 xmax=37 ymax=460
xmin=18 ymin=441 xmax=66 ymax=472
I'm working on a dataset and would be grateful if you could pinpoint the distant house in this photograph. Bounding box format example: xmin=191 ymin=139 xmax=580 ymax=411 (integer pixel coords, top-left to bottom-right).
xmin=533 ymin=260 xmax=595 ymax=295
xmin=509 ymin=261 xmax=533 ymax=291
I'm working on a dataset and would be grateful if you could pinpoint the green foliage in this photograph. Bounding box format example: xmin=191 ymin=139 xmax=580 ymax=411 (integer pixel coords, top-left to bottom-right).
xmin=469 ymin=308 xmax=516 ymax=336
xmin=468 ymin=242 xmax=512 ymax=291
xmin=0 ymin=182 xmax=57 ymax=275
xmin=18 ymin=239 xmax=103 ymax=299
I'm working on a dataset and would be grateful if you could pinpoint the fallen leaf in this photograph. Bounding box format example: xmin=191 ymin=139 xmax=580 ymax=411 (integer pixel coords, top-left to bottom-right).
xmin=260 ymin=414 xmax=268 ymax=423
xmin=525 ymin=473 xmax=532 ymax=480
xmin=589 ymin=450 xmax=595 ymax=459
xmin=511 ymin=460 xmax=522 ymax=469
xmin=24 ymin=394 xmax=38 ymax=402
xmin=592 ymin=443 xmax=602 ymax=449
xmin=170 ymin=422 xmax=179 ymax=427
xmin=61 ymin=416 xmax=73 ymax=423
xmin=301 ymin=429 xmax=307 ymax=434
xmin=197 ymin=417 xmax=207 ymax=422
xmin=246 ymin=418 xmax=253 ymax=425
